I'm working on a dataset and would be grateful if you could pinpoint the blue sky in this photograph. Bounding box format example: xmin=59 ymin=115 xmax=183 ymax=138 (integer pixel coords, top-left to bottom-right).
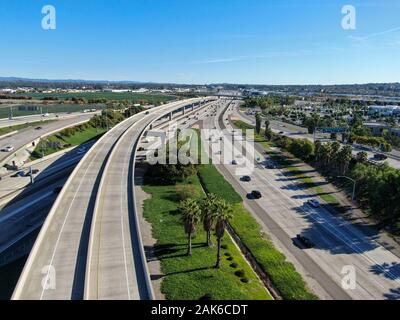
xmin=1 ymin=0 xmax=400 ymax=84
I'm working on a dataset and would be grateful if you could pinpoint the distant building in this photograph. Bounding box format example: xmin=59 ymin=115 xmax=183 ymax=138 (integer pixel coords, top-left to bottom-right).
xmin=364 ymin=122 xmax=400 ymax=137
xmin=368 ymin=105 xmax=400 ymax=116
xmin=0 ymin=88 xmax=16 ymax=93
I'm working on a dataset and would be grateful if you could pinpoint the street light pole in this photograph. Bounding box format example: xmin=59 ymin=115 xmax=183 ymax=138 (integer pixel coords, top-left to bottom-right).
xmin=338 ymin=175 xmax=356 ymax=201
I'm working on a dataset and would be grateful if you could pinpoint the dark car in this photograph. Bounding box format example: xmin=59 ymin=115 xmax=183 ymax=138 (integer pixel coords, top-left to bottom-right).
xmin=11 ymin=171 xmax=25 ymax=178
xmin=248 ymin=190 xmax=262 ymax=199
xmin=35 ymin=126 xmax=42 ymax=130
xmin=374 ymin=153 xmax=388 ymax=161
xmin=240 ymin=175 xmax=251 ymax=182
xmin=265 ymin=162 xmax=276 ymax=169
xmin=23 ymin=169 xmax=39 ymax=177
xmin=296 ymin=234 xmax=315 ymax=248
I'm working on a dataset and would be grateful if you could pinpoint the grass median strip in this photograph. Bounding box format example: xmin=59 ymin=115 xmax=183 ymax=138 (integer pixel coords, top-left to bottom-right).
xmin=142 ymin=174 xmax=272 ymax=300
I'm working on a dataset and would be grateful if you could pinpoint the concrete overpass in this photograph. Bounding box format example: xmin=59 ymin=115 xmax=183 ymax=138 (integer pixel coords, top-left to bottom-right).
xmin=12 ymin=97 xmax=216 ymax=300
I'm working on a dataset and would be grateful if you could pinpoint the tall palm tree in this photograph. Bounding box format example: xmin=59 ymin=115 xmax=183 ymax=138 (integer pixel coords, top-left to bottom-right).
xmin=214 ymin=200 xmax=233 ymax=269
xmin=314 ymin=140 xmax=322 ymax=164
xmin=201 ymin=194 xmax=218 ymax=247
xmin=330 ymin=141 xmax=341 ymax=168
xmin=179 ymin=199 xmax=201 ymax=256
xmin=264 ymin=118 xmax=270 ymax=130
xmin=339 ymin=145 xmax=353 ymax=175
xmin=255 ymin=112 xmax=262 ymax=135
xmin=320 ymin=143 xmax=331 ymax=167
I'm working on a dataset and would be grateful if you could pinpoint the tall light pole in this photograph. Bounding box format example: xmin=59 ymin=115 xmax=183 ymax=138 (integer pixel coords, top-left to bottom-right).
xmin=338 ymin=175 xmax=356 ymax=201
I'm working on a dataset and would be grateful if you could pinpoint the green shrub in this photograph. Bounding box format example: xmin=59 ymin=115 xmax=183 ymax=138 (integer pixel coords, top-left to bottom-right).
xmin=234 ymin=270 xmax=245 ymax=278
xmin=241 ymin=277 xmax=250 ymax=283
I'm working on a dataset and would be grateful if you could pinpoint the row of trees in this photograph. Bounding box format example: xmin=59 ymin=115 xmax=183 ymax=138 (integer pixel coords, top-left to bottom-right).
xmin=179 ymin=194 xmax=232 ymax=268
xmin=314 ymin=141 xmax=353 ymax=175
xmin=350 ymin=163 xmax=400 ymax=226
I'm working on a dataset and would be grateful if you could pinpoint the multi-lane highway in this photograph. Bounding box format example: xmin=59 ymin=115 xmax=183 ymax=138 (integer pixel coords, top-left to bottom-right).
xmin=0 ymin=112 xmax=97 ymax=167
xmin=12 ymin=98 xmax=215 ymax=300
xmin=0 ymin=112 xmax=99 ymax=129
xmin=203 ymin=100 xmax=400 ymax=300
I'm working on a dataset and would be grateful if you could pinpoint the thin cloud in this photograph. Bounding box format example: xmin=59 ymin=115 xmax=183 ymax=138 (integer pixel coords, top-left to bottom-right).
xmin=348 ymin=26 xmax=400 ymax=41
xmin=188 ymin=50 xmax=314 ymax=65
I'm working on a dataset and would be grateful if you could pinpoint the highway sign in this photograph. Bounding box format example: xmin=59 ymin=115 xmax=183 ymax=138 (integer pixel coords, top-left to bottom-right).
xmin=315 ymin=127 xmax=347 ymax=134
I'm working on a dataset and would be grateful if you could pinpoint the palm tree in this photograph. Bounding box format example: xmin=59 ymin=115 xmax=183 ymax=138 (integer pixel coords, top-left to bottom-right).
xmin=330 ymin=141 xmax=341 ymax=169
xmin=214 ymin=200 xmax=233 ymax=269
xmin=179 ymin=199 xmax=201 ymax=256
xmin=264 ymin=118 xmax=270 ymax=130
xmin=356 ymin=151 xmax=368 ymax=163
xmin=255 ymin=112 xmax=262 ymax=135
xmin=320 ymin=143 xmax=331 ymax=167
xmin=339 ymin=145 xmax=353 ymax=175
xmin=201 ymin=194 xmax=218 ymax=247
xmin=314 ymin=140 xmax=322 ymax=164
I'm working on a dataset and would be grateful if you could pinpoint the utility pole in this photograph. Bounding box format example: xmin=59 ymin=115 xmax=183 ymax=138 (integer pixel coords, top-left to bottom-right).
xmin=338 ymin=175 xmax=356 ymax=201
xmin=9 ymin=106 xmax=13 ymax=120
xmin=29 ymin=166 xmax=34 ymax=184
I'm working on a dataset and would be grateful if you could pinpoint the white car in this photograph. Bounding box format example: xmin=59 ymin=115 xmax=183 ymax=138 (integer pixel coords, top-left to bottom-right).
xmin=307 ymin=199 xmax=321 ymax=208
xmin=1 ymin=145 xmax=14 ymax=152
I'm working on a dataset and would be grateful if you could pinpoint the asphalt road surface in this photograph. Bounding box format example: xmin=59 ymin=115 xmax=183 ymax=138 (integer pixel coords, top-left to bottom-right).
xmin=0 ymin=113 xmax=95 ymax=165
xmin=204 ymin=100 xmax=400 ymax=300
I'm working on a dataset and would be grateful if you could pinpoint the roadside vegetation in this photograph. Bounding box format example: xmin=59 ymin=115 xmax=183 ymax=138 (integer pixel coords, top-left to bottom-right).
xmin=142 ymin=173 xmax=272 ymax=300
xmin=29 ymin=105 xmax=143 ymax=160
xmin=143 ymin=129 xmax=315 ymax=300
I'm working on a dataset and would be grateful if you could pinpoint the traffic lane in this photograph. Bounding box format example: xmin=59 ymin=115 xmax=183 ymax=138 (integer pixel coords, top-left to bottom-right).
xmin=38 ymin=112 xmax=151 ymax=300
xmin=207 ymin=103 xmax=340 ymax=299
xmin=217 ymin=104 xmax=393 ymax=299
xmin=14 ymin=111 xmax=148 ymax=300
xmin=0 ymin=186 xmax=61 ymax=246
xmin=0 ymin=113 xmax=94 ymax=162
xmin=87 ymin=117 xmax=150 ymax=300
xmin=0 ymin=142 xmax=93 ymax=205
xmin=0 ymin=112 xmax=100 ymax=129
xmin=221 ymin=114 xmax=400 ymax=299
xmin=246 ymin=166 xmax=399 ymax=299
xmin=205 ymin=121 xmax=349 ymax=299
xmin=87 ymin=100 xmax=215 ymax=299
xmin=13 ymin=99 xmax=203 ymax=299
